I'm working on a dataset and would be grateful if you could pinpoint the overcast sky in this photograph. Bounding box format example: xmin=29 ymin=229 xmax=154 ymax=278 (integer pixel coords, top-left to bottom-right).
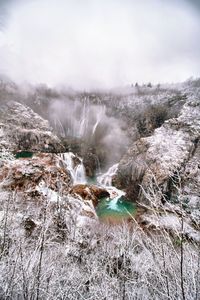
xmin=0 ymin=0 xmax=200 ymax=89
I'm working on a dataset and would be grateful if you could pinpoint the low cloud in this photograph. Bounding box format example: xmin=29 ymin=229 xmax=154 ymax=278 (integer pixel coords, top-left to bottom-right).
xmin=0 ymin=0 xmax=200 ymax=89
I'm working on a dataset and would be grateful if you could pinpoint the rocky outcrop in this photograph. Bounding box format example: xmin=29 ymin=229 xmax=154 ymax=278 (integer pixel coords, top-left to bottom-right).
xmin=0 ymin=153 xmax=72 ymax=195
xmin=83 ymin=150 xmax=100 ymax=177
xmin=0 ymin=101 xmax=64 ymax=152
xmin=0 ymin=153 xmax=98 ymax=242
xmin=115 ymin=100 xmax=200 ymax=219
xmin=112 ymin=99 xmax=200 ymax=239
xmin=70 ymin=184 xmax=110 ymax=207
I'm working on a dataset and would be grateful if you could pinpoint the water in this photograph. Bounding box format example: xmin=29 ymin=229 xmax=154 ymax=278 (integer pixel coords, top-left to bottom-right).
xmin=54 ymin=117 xmax=65 ymax=137
xmin=61 ymin=152 xmax=87 ymax=184
xmin=79 ymin=98 xmax=89 ymax=137
xmin=74 ymin=163 xmax=86 ymax=184
xmin=97 ymin=165 xmax=137 ymax=223
xmin=97 ymin=163 xmax=119 ymax=186
xmin=61 ymin=154 xmax=137 ymax=223
xmin=96 ymin=186 xmax=136 ymax=224
xmin=92 ymin=105 xmax=106 ymax=136
xmin=56 ymin=99 xmax=106 ymax=139
xmin=15 ymin=151 xmax=34 ymax=159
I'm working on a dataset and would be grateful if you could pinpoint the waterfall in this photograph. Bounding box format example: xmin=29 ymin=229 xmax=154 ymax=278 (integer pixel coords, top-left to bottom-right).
xmin=95 ymin=155 xmax=101 ymax=175
xmin=74 ymin=163 xmax=86 ymax=184
xmin=97 ymin=164 xmax=127 ymax=215
xmin=54 ymin=117 xmax=65 ymax=137
xmin=60 ymin=152 xmax=75 ymax=181
xmin=92 ymin=120 xmax=99 ymax=136
xmin=106 ymin=187 xmax=125 ymax=211
xmin=92 ymin=105 xmax=106 ymax=136
xmin=61 ymin=152 xmax=87 ymax=184
xmin=78 ymin=97 xmax=89 ymax=137
xmin=97 ymin=163 xmax=119 ymax=186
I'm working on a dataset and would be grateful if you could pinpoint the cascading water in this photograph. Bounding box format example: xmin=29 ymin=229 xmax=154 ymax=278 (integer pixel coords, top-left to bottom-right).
xmin=92 ymin=105 xmax=106 ymax=137
xmin=79 ymin=97 xmax=90 ymax=137
xmin=54 ymin=117 xmax=65 ymax=137
xmin=96 ymin=163 xmax=136 ymax=222
xmin=61 ymin=152 xmax=87 ymax=184
xmin=60 ymin=153 xmax=136 ymax=222
xmin=97 ymin=163 xmax=119 ymax=186
xmin=74 ymin=163 xmax=86 ymax=184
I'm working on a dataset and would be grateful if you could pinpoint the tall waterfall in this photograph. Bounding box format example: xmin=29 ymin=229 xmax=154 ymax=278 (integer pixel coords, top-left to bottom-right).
xmin=78 ymin=98 xmax=90 ymax=137
xmin=52 ymin=98 xmax=107 ymax=139
xmin=97 ymin=163 xmax=119 ymax=186
xmin=92 ymin=105 xmax=106 ymax=137
xmin=60 ymin=152 xmax=87 ymax=184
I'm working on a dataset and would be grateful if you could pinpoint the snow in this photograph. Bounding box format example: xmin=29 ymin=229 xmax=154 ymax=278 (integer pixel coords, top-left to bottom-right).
xmin=36 ymin=180 xmax=61 ymax=203
xmin=142 ymin=213 xmax=200 ymax=242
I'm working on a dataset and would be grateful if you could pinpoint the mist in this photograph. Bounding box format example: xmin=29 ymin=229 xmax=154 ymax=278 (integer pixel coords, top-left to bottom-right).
xmin=0 ymin=0 xmax=200 ymax=89
xmin=49 ymin=98 xmax=129 ymax=167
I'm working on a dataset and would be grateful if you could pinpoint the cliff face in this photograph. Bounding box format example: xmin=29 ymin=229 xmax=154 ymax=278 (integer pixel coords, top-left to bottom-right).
xmin=115 ymin=98 xmax=200 ymax=225
xmin=0 ymin=101 xmax=64 ymax=152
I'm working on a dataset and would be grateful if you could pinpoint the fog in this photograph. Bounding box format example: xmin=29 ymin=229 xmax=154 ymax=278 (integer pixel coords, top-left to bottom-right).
xmin=0 ymin=0 xmax=200 ymax=89
xmin=49 ymin=98 xmax=129 ymax=167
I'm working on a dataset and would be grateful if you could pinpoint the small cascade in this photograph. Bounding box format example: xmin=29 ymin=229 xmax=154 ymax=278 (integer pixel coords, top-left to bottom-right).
xmin=60 ymin=152 xmax=87 ymax=184
xmin=60 ymin=154 xmax=136 ymax=222
xmin=74 ymin=163 xmax=86 ymax=184
xmin=96 ymin=183 xmax=136 ymax=223
xmin=60 ymin=152 xmax=76 ymax=181
xmin=97 ymin=163 xmax=119 ymax=186
xmin=97 ymin=163 xmax=135 ymax=220
xmin=106 ymin=187 xmax=125 ymax=211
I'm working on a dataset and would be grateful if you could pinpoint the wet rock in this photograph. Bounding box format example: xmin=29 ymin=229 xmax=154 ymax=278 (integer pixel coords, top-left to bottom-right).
xmin=70 ymin=184 xmax=110 ymax=207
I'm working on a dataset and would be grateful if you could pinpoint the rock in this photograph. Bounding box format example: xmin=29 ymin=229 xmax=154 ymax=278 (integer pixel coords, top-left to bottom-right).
xmin=82 ymin=150 xmax=101 ymax=177
xmin=70 ymin=184 xmax=110 ymax=207
xmin=22 ymin=217 xmax=37 ymax=236
xmin=0 ymin=101 xmax=64 ymax=152
xmin=115 ymin=99 xmax=200 ymax=217
xmin=0 ymin=153 xmax=72 ymax=195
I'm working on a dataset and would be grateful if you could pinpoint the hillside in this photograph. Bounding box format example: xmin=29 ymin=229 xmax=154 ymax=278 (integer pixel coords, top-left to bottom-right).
xmin=0 ymin=78 xmax=199 ymax=299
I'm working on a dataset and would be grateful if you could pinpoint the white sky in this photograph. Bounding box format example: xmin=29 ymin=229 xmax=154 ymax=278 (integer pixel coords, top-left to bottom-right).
xmin=0 ymin=0 xmax=200 ymax=89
